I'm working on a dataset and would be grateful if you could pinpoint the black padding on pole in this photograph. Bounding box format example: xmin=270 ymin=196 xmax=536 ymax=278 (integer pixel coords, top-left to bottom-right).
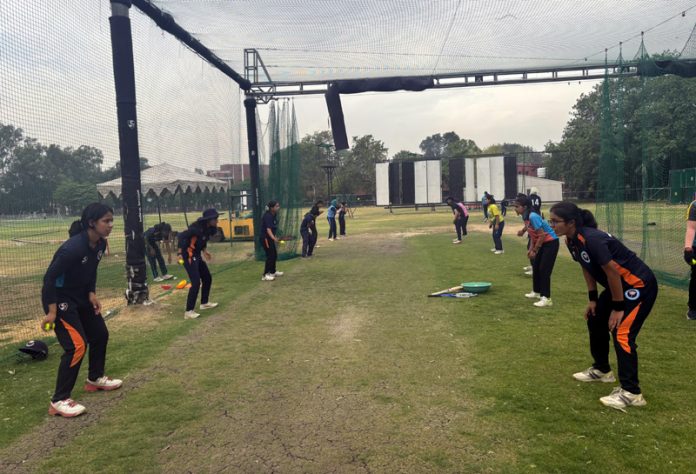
xmin=109 ymin=11 xmax=148 ymax=303
xmin=388 ymin=162 xmax=401 ymax=205
xmin=401 ymin=161 xmax=415 ymax=204
xmin=244 ymin=98 xmax=262 ymax=256
xmin=132 ymin=0 xmax=251 ymax=90
xmin=449 ymin=158 xmax=464 ymax=202
xmin=325 ymin=86 xmax=349 ymax=151
xmin=333 ymin=76 xmax=434 ymax=94
xmin=504 ymin=155 xmax=518 ymax=199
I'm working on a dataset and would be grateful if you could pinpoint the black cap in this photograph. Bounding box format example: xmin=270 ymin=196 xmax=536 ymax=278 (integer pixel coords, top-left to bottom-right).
xmin=18 ymin=340 xmax=49 ymax=360
xmin=197 ymin=208 xmax=220 ymax=222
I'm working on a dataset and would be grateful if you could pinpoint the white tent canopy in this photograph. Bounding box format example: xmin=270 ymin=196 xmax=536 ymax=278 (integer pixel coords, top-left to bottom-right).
xmin=96 ymin=163 xmax=228 ymax=198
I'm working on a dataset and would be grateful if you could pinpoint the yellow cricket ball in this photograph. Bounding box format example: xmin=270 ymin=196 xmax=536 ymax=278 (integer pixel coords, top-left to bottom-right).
xmin=178 ymin=258 xmax=184 ymax=265
xmin=43 ymin=322 xmax=55 ymax=332
xmin=280 ymin=240 xmax=286 ymax=245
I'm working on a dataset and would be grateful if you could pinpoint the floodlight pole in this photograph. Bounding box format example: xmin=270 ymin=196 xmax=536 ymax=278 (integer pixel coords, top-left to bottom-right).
xmin=109 ymin=0 xmax=149 ymax=304
xmin=318 ymin=143 xmax=336 ymax=200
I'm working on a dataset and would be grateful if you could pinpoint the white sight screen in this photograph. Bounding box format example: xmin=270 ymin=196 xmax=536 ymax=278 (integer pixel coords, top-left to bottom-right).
xmin=375 ymin=162 xmax=390 ymax=206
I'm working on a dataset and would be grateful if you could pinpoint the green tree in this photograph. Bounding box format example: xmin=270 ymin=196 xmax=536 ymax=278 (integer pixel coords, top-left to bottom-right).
xmin=297 ymin=130 xmax=334 ymax=201
xmin=419 ymin=132 xmax=461 ymax=158
xmin=334 ymin=135 xmax=388 ymax=195
xmin=54 ymin=180 xmax=99 ymax=213
xmin=391 ymin=150 xmax=422 ymax=161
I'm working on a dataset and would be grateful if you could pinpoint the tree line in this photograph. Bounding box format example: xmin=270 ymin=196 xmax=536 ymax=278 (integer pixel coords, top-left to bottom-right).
xmin=544 ymin=74 xmax=696 ymax=199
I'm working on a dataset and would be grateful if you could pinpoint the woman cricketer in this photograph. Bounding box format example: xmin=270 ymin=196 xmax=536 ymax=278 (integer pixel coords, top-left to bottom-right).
xmin=445 ymin=196 xmax=469 ymax=243
xmin=514 ymin=195 xmax=559 ymax=308
xmin=549 ymin=201 xmax=658 ymax=410
xmin=261 ymin=200 xmax=283 ymax=280
xmin=42 ymin=203 xmax=122 ymax=417
xmin=487 ymin=195 xmax=504 ymax=254
xmin=177 ymin=208 xmax=220 ymax=320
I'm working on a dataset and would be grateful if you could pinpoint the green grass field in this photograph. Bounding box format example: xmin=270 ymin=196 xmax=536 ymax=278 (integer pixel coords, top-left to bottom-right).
xmin=1 ymin=207 xmax=694 ymax=472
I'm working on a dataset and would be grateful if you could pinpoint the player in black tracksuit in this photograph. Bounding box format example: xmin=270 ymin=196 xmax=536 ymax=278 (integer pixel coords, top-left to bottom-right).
xmin=550 ymin=202 xmax=657 ymax=410
xmin=300 ymin=207 xmax=320 ymax=257
xmin=42 ymin=203 xmax=122 ymax=417
xmin=261 ymin=201 xmax=282 ymax=280
xmin=144 ymin=222 xmax=172 ymax=281
xmin=177 ymin=209 xmax=220 ymax=319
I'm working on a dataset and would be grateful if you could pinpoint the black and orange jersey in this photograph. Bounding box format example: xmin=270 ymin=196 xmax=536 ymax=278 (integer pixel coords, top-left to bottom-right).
xmin=566 ymin=226 xmax=654 ymax=289
xmin=177 ymin=222 xmax=211 ymax=263
xmin=42 ymin=231 xmax=107 ymax=311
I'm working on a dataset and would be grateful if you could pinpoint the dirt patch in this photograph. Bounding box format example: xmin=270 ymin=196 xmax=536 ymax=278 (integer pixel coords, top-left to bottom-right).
xmin=329 ymin=305 xmax=368 ymax=342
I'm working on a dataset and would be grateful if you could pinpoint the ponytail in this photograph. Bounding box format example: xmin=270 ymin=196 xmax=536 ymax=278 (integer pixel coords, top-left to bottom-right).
xmin=579 ymin=209 xmax=598 ymax=228
xmin=266 ymin=200 xmax=278 ymax=211
xmin=68 ymin=220 xmax=84 ymax=237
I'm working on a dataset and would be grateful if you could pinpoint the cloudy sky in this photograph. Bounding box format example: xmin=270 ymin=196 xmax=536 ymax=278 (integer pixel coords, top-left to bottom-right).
xmin=2 ymin=0 xmax=693 ymax=172
xmin=287 ymin=79 xmax=599 ymax=154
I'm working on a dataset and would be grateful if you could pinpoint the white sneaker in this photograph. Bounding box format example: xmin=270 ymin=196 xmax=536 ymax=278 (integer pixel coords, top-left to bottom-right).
xmin=328 ymin=238 xmax=335 ymax=241
xmin=490 ymin=248 xmax=497 ymax=252
xmin=523 ymin=266 xmax=532 ymax=271
xmin=163 ymin=274 xmax=174 ymax=280
xmin=200 ymin=302 xmax=218 ymax=310
xmin=524 ymin=270 xmax=533 ymax=276
xmin=261 ymin=274 xmax=275 ymax=281
xmin=273 ymin=271 xmax=284 ymax=277
xmin=48 ymin=398 xmax=86 ymax=417
xmin=184 ymin=310 xmax=200 ymax=320
xmin=525 ymin=291 xmax=541 ymax=299
xmin=600 ymin=387 xmax=646 ymax=410
xmin=494 ymin=250 xmax=504 ymax=255
xmin=452 ymin=239 xmax=462 ymax=244
xmin=572 ymin=367 xmax=616 ymax=383
xmin=534 ymin=296 xmax=553 ymax=307
xmin=153 ymin=276 xmax=164 ymax=282
xmin=85 ymin=376 xmax=123 ymax=392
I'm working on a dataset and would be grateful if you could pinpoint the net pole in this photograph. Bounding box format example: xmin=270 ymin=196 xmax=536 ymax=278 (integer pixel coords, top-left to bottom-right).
xmin=244 ymin=97 xmax=262 ymax=256
xmin=109 ymin=0 xmax=149 ymax=304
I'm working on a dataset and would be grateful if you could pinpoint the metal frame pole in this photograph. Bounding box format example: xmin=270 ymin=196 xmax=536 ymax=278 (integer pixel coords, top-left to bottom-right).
xmin=109 ymin=0 xmax=148 ymax=304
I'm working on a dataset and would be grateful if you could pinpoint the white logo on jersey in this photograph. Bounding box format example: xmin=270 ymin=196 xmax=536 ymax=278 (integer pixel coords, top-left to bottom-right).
xmin=59 ymin=302 xmax=69 ymax=311
xmin=97 ymin=250 xmax=103 ymax=261
xmin=625 ymin=289 xmax=641 ymax=301
xmin=81 ymin=256 xmax=88 ymax=264
xmin=580 ymin=251 xmax=591 ymax=263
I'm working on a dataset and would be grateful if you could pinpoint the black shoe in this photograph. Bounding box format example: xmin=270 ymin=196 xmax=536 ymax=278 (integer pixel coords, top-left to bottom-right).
xmin=687 ymin=310 xmax=696 ymax=320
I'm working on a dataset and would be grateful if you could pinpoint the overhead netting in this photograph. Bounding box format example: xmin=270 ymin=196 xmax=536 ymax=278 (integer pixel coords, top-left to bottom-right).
xmin=145 ymin=0 xmax=696 ymax=81
xmin=0 ymin=1 xmax=244 ymax=350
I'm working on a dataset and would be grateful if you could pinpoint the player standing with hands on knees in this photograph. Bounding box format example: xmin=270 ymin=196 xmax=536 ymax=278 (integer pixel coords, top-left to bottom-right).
xmin=42 ymin=203 xmax=122 ymax=417
xmin=549 ymin=202 xmax=658 ymax=410
xmin=177 ymin=208 xmax=220 ymax=320
xmin=445 ymin=196 xmax=468 ymax=243
xmin=261 ymin=200 xmax=284 ymax=281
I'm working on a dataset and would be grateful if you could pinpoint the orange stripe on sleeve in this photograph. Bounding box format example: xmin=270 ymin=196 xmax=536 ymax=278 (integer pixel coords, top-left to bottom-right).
xmin=612 ymin=261 xmax=645 ymax=288
xmin=187 ymin=235 xmax=197 ymax=262
xmin=616 ymin=303 xmax=641 ymax=354
xmin=61 ymin=320 xmax=86 ymax=368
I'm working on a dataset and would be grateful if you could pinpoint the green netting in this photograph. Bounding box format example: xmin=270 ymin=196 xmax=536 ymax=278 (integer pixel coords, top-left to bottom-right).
xmin=597 ymin=40 xmax=696 ymax=289
xmin=256 ymin=101 xmax=302 ymax=261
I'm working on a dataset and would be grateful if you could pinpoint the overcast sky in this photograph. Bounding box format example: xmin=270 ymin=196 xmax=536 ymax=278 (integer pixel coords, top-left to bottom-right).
xmin=287 ymin=79 xmax=599 ymax=155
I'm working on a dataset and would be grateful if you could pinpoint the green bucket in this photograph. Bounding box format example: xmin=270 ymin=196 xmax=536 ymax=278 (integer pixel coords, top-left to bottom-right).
xmin=461 ymin=282 xmax=492 ymax=294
